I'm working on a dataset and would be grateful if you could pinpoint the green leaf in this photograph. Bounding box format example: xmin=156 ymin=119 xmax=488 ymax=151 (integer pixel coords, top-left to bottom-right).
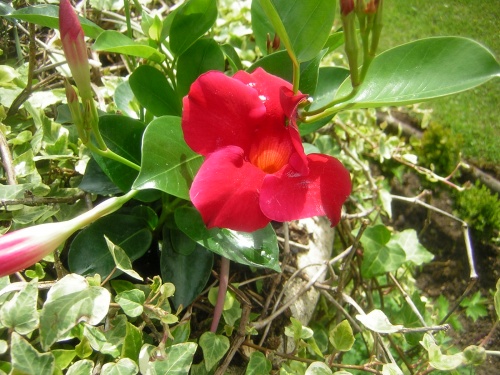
xmin=4 ymin=5 xmax=103 ymax=39
xmin=169 ymin=0 xmax=218 ymax=56
xmin=460 ymin=291 xmax=489 ymax=322
xmin=161 ymin=227 xmax=214 ymax=309
xmin=335 ymin=37 xmax=500 ymax=108
xmin=329 ymin=320 xmax=355 ymax=352
xmin=68 ymin=214 xmax=152 ymax=279
xmin=388 ymin=229 xmax=434 ymax=266
xmin=66 ymin=360 xmax=94 ymax=375
xmin=39 ymin=275 xmax=111 ymax=350
xmin=93 ymin=31 xmax=165 ymax=63
xmin=101 ymin=358 xmax=139 ymax=375
xmin=10 ymin=332 xmax=55 ymax=375
xmin=122 ymin=322 xmax=143 ymax=361
xmin=129 ymin=65 xmax=181 ymax=117
xmin=52 ymin=349 xmax=76 ymax=371
xmin=254 ymin=0 xmax=335 ymax=62
xmin=175 ymin=207 xmax=281 ymax=272
xmin=246 ymin=351 xmax=272 ymax=375
xmin=305 ymin=362 xmax=332 ymax=375
xmin=132 ymin=116 xmax=203 ymax=200
xmin=79 ymin=158 xmax=122 ymax=195
xmin=176 ymin=38 xmax=225 ymax=98
xmin=141 ymin=342 xmax=198 ymax=374
xmin=91 ymin=115 xmax=145 ymax=192
xmin=115 ymin=289 xmax=145 ymax=318
xmin=221 ymin=43 xmax=244 ymax=72
xmin=106 ymin=236 xmax=144 ymax=281
xmin=359 ymin=225 xmax=406 ymax=278
xmin=0 ymin=278 xmax=39 ymax=335
xmin=356 ymin=310 xmax=403 ymax=334
xmin=199 ymin=332 xmax=230 ymax=371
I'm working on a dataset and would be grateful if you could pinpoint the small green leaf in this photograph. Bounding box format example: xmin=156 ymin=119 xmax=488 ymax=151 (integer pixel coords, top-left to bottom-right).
xmin=388 ymin=229 xmax=434 ymax=265
xmin=93 ymin=31 xmax=165 ymax=63
xmin=115 ymin=289 xmax=145 ymax=318
xmin=329 ymin=320 xmax=355 ymax=352
xmin=199 ymin=332 xmax=230 ymax=371
xmin=285 ymin=317 xmax=313 ymax=340
xmin=335 ymin=37 xmax=500 ymax=108
xmin=5 ymin=5 xmax=103 ymax=39
xmin=101 ymin=358 xmax=139 ymax=375
xmin=141 ymin=342 xmax=197 ymax=374
xmin=10 ymin=332 xmax=55 ymax=375
xmin=356 ymin=310 xmax=404 ymax=334
xmin=52 ymin=349 xmax=76 ymax=371
xmin=66 ymin=360 xmax=94 ymax=375
xmin=246 ymin=351 xmax=272 ymax=375
xmin=359 ymin=225 xmax=406 ymax=278
xmin=129 ymin=65 xmax=181 ymax=117
xmin=305 ymin=362 xmax=332 ymax=375
xmin=459 ymin=291 xmax=489 ymax=322
xmin=106 ymin=236 xmax=144 ymax=281
xmin=132 ymin=116 xmax=203 ymax=200
xmin=169 ymin=0 xmax=218 ymax=56
xmin=175 ymin=207 xmax=280 ymax=271
xmin=0 ymin=278 xmax=39 ymax=335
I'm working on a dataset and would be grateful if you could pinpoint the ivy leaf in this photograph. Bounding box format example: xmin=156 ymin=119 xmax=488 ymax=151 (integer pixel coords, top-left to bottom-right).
xmin=246 ymin=351 xmax=272 ymax=375
xmin=199 ymin=332 xmax=230 ymax=371
xmin=115 ymin=289 xmax=145 ymax=318
xmin=66 ymin=360 xmax=94 ymax=375
xmin=356 ymin=310 xmax=404 ymax=334
xmin=10 ymin=332 xmax=55 ymax=375
xmin=105 ymin=236 xmax=144 ymax=281
xmin=359 ymin=225 xmax=406 ymax=278
xmin=388 ymin=229 xmax=434 ymax=265
xmin=101 ymin=358 xmax=139 ymax=375
xmin=139 ymin=342 xmax=197 ymax=374
xmin=329 ymin=320 xmax=355 ymax=352
xmin=0 ymin=278 xmax=39 ymax=335
xmin=304 ymin=362 xmax=332 ymax=375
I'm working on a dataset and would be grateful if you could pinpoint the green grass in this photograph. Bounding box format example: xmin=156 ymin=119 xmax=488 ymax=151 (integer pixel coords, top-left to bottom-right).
xmin=380 ymin=0 xmax=500 ymax=168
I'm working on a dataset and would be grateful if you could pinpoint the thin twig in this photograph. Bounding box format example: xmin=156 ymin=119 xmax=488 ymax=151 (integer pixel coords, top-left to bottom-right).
xmin=0 ymin=129 xmax=17 ymax=185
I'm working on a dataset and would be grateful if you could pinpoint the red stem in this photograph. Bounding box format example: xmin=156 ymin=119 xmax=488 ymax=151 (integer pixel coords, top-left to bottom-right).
xmin=211 ymin=257 xmax=230 ymax=332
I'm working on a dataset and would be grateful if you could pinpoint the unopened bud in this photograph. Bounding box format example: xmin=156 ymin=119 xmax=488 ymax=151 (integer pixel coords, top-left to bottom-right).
xmin=340 ymin=0 xmax=355 ymax=16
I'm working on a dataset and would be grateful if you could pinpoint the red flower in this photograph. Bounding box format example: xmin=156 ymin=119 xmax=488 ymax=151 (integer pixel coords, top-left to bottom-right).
xmin=182 ymin=68 xmax=351 ymax=232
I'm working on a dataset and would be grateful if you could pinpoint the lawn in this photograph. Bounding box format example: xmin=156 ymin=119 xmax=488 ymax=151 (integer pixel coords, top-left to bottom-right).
xmin=380 ymin=0 xmax=500 ymax=168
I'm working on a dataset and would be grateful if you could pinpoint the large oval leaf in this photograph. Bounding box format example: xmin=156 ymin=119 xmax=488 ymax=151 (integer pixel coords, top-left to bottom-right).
xmin=169 ymin=0 xmax=217 ymax=56
xmin=68 ymin=214 xmax=152 ymax=279
xmin=175 ymin=207 xmax=280 ymax=272
xmin=132 ymin=116 xmax=203 ymax=200
xmin=93 ymin=31 xmax=165 ymax=63
xmin=129 ymin=65 xmax=181 ymax=117
xmin=335 ymin=37 xmax=500 ymax=108
xmin=4 ymin=5 xmax=103 ymax=39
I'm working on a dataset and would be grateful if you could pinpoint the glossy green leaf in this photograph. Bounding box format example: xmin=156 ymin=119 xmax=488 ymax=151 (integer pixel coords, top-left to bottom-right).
xmin=114 ymin=80 xmax=140 ymax=119
xmin=79 ymin=158 xmax=122 ymax=195
xmin=221 ymin=43 xmax=244 ymax=72
xmin=335 ymin=37 xmax=500 ymax=108
xmin=140 ymin=342 xmax=197 ymax=374
xmin=177 ymin=38 xmax=225 ymax=98
xmin=91 ymin=115 xmax=145 ymax=192
xmin=133 ymin=116 xmax=203 ymax=200
xmin=4 ymin=5 xmax=103 ymax=39
xmin=175 ymin=207 xmax=280 ymax=272
xmin=115 ymin=289 xmax=145 ymax=317
xmin=356 ymin=310 xmax=403 ymax=334
xmin=359 ymin=225 xmax=406 ymax=278
xmin=248 ymin=50 xmax=323 ymax=94
xmin=161 ymin=227 xmax=213 ymax=309
xmin=10 ymin=332 xmax=55 ymax=375
xmin=129 ymin=65 xmax=181 ymax=117
xmin=169 ymin=0 xmax=217 ymax=56
xmin=101 ymin=358 xmax=139 ymax=375
xmin=199 ymin=332 xmax=230 ymax=371
xmin=388 ymin=229 xmax=434 ymax=266
xmin=308 ymin=67 xmax=351 ymax=111
xmin=68 ymin=214 xmax=152 ymax=279
xmin=93 ymin=31 xmax=165 ymax=63
xmin=52 ymin=349 xmax=76 ymax=371
xmin=39 ymin=275 xmax=111 ymax=350
xmin=246 ymin=351 xmax=272 ymax=375
xmin=0 ymin=278 xmax=38 ymax=335
xmin=329 ymin=320 xmax=355 ymax=352
xmin=305 ymin=362 xmax=332 ymax=375
xmin=255 ymin=0 xmax=336 ymax=62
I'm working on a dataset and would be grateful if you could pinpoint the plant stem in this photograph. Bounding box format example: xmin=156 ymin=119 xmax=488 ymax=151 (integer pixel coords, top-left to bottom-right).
xmin=87 ymin=143 xmax=141 ymax=171
xmin=211 ymin=257 xmax=230 ymax=332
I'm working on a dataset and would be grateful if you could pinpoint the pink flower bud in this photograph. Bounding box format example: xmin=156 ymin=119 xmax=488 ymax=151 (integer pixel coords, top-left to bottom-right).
xmin=340 ymin=0 xmax=355 ymax=15
xmin=59 ymin=0 xmax=93 ymax=99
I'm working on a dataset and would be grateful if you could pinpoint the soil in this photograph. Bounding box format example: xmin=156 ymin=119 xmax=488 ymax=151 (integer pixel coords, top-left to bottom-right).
xmin=391 ymin=172 xmax=500 ymax=374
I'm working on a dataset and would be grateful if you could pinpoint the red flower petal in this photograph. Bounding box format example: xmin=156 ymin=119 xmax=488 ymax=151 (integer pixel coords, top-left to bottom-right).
xmin=182 ymin=71 xmax=266 ymax=156
xmin=260 ymin=154 xmax=351 ymax=226
xmin=190 ymin=146 xmax=270 ymax=232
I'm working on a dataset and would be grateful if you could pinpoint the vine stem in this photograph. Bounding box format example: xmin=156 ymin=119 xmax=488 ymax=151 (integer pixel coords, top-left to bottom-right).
xmin=210 ymin=257 xmax=230 ymax=332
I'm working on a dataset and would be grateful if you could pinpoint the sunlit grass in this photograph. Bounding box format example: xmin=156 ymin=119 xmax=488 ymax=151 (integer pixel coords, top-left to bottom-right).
xmin=381 ymin=0 xmax=500 ymax=167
